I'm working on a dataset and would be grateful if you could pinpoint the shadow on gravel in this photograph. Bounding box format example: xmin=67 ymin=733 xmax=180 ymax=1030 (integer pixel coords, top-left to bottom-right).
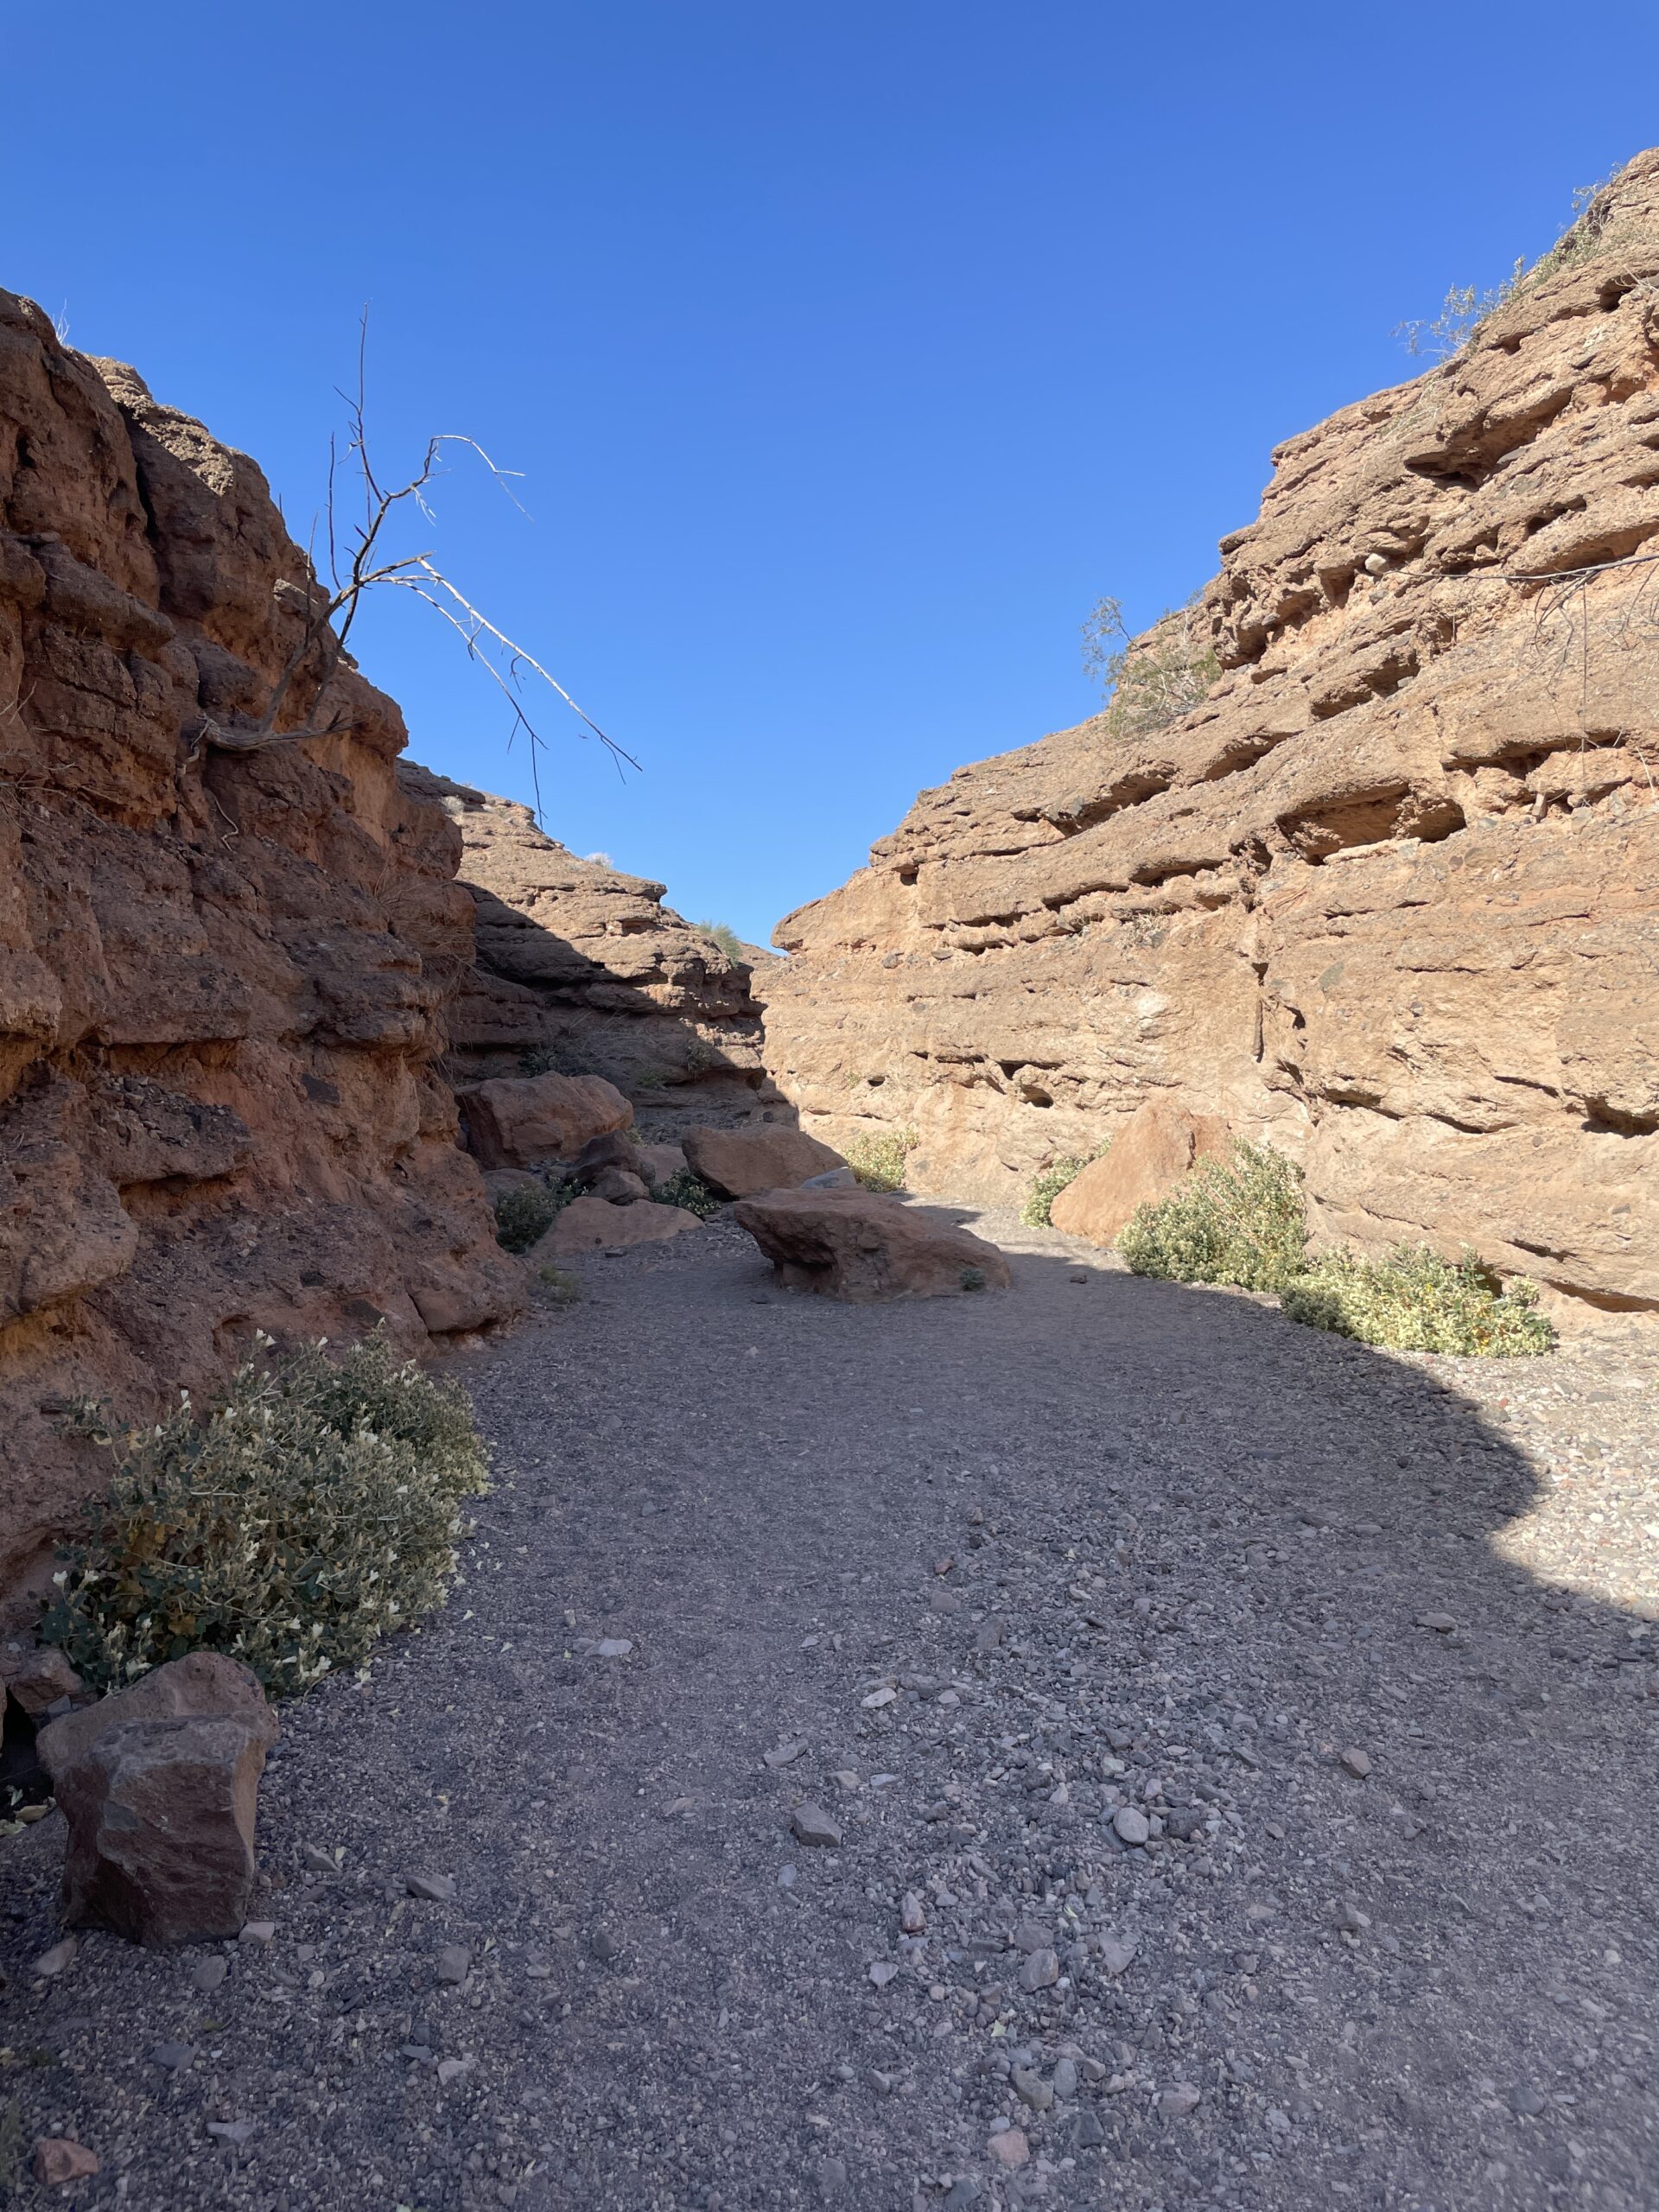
xmin=0 ymin=1212 xmax=1652 ymax=2212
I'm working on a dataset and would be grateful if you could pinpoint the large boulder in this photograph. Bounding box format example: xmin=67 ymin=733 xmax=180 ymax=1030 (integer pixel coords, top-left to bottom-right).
xmin=734 ymin=1189 xmax=1011 ymax=1301
xmin=530 ymin=1195 xmax=704 ymax=1258
xmin=681 ymin=1125 xmax=845 ymax=1200
xmin=38 ymin=1653 xmax=279 ymax=1946
xmin=456 ymin=1072 xmax=632 ymax=1171
xmin=1048 ymin=1101 xmax=1230 ymax=1246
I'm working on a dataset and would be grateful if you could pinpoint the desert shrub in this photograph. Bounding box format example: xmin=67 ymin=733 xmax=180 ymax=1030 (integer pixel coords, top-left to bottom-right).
xmin=1020 ymin=1141 xmax=1110 ymax=1228
xmin=1082 ymin=593 xmax=1220 ymax=737
xmin=960 ymin=1267 xmax=988 ymax=1293
xmin=652 ymin=1166 xmax=722 ymax=1218
xmin=493 ymin=1177 xmax=574 ymax=1253
xmin=695 ymin=919 xmax=748 ymax=963
xmin=1281 ymin=1245 xmax=1554 ymax=1357
xmin=40 ymin=1332 xmax=488 ymax=1696
xmin=538 ymin=1264 xmax=581 ymax=1304
xmin=845 ymin=1125 xmax=918 ymax=1194
xmin=1119 ymin=1140 xmax=1307 ymax=1292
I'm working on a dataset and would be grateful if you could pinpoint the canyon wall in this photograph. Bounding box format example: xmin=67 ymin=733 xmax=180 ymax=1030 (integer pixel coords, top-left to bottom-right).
xmin=0 ymin=293 xmax=524 ymax=1600
xmin=400 ymin=765 xmax=775 ymax=1123
xmin=765 ymin=152 xmax=1659 ymax=1320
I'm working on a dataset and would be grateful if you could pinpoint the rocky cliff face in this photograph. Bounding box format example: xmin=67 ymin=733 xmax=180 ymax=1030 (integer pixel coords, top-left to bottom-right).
xmin=400 ymin=766 xmax=773 ymax=1122
xmin=0 ymin=294 xmax=524 ymax=1600
xmin=766 ymin=153 xmax=1659 ymax=1321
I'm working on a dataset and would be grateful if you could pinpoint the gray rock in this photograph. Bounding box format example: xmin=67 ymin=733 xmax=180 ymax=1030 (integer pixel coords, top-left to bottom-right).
xmin=206 ymin=2120 xmax=256 ymax=2146
xmin=1018 ymin=1948 xmax=1059 ymax=1992
xmin=763 ymin=1739 xmax=809 ymax=1769
xmin=150 ymin=2042 xmax=196 ymax=2072
xmin=1052 ymin=2057 xmax=1078 ymax=2100
xmin=1113 ymin=1806 xmax=1151 ymax=1847
xmin=791 ymin=1802 xmax=843 ymax=1848
xmin=32 ymin=1937 xmax=76 ymax=1978
xmin=190 ymin=1955 xmax=229 ymax=1993
xmin=1510 ymin=2085 xmax=1548 ymax=2117
xmin=406 ymin=1872 xmax=457 ymax=1902
xmin=1013 ymin=2066 xmax=1054 ymax=2111
xmin=436 ymin=1944 xmax=471 ymax=1986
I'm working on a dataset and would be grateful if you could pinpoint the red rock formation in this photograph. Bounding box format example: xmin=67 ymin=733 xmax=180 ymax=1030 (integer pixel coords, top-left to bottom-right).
xmin=765 ymin=153 xmax=1659 ymax=1322
xmin=0 ymin=293 xmax=523 ymax=1603
xmin=397 ymin=766 xmax=772 ymax=1122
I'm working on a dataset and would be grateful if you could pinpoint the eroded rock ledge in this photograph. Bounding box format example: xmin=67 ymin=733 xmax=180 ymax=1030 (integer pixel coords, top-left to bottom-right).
xmin=764 ymin=151 xmax=1659 ymax=1320
xmin=0 ymin=293 xmax=523 ymax=1599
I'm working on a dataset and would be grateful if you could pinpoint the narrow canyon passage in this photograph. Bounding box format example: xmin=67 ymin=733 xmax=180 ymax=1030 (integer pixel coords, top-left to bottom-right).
xmin=4 ymin=1214 xmax=1656 ymax=2212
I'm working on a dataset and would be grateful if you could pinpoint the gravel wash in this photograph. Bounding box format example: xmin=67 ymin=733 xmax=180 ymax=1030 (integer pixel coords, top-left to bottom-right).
xmin=3 ymin=1210 xmax=1656 ymax=2212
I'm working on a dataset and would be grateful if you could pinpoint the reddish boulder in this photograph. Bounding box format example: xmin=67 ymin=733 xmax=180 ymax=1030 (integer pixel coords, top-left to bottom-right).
xmin=681 ymin=1125 xmax=845 ymax=1200
xmin=34 ymin=2139 xmax=99 ymax=2186
xmin=456 ymin=1071 xmax=632 ymax=1171
xmin=0 ymin=1644 xmax=84 ymax=1718
xmin=734 ymin=1188 xmax=1011 ymax=1301
xmin=39 ymin=1653 xmax=279 ymax=1946
xmin=1048 ymin=1101 xmax=1230 ymax=1247
xmin=531 ymin=1194 xmax=705 ymax=1257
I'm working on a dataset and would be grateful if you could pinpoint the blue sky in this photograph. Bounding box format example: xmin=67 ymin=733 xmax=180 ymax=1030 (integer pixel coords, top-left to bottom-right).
xmin=5 ymin=3 xmax=1657 ymax=944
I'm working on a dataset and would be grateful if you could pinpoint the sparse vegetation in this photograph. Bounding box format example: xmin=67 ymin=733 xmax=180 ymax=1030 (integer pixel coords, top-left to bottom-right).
xmin=1082 ymin=592 xmax=1220 ymax=738
xmin=1395 ymin=168 xmax=1635 ymax=358
xmin=845 ymin=1125 xmax=919 ymax=1193
xmin=519 ymin=1042 xmax=583 ymax=1077
xmin=960 ymin=1267 xmax=988 ymax=1293
xmin=1121 ymin=1142 xmax=1554 ymax=1357
xmin=696 ymin=919 xmax=748 ymax=963
xmin=1281 ymin=1245 xmax=1554 ymax=1357
xmin=1118 ymin=1141 xmax=1308 ymax=1293
xmin=1020 ymin=1141 xmax=1111 ymax=1228
xmin=41 ymin=1332 xmax=488 ymax=1696
xmin=651 ymin=1166 xmax=722 ymax=1218
xmin=493 ymin=1177 xmax=574 ymax=1253
xmin=537 ymin=1264 xmax=581 ymax=1304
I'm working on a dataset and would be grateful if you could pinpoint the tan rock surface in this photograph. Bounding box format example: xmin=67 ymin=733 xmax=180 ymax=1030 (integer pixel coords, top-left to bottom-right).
xmin=455 ymin=1070 xmax=631 ymax=1170
xmin=531 ymin=1194 xmax=704 ymax=1257
xmin=398 ymin=766 xmax=773 ymax=1117
xmin=765 ymin=153 xmax=1659 ymax=1320
xmin=1048 ymin=1100 xmax=1230 ymax=1245
xmin=681 ymin=1123 xmax=846 ymax=1199
xmin=733 ymin=1187 xmax=1012 ymax=1300
xmin=0 ymin=292 xmax=524 ymax=1602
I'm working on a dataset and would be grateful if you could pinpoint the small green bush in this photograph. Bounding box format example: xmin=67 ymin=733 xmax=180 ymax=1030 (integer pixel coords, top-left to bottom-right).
xmin=1020 ymin=1141 xmax=1110 ymax=1228
xmin=845 ymin=1125 xmax=918 ymax=1194
xmin=493 ymin=1178 xmax=574 ymax=1254
xmin=41 ymin=1332 xmax=488 ymax=1696
xmin=1281 ymin=1245 xmax=1554 ymax=1357
xmin=1119 ymin=1140 xmax=1307 ymax=1292
xmin=695 ymin=919 xmax=748 ymax=963
xmin=651 ymin=1166 xmax=722 ymax=1218
xmin=1082 ymin=593 xmax=1220 ymax=738
xmin=538 ymin=1264 xmax=581 ymax=1304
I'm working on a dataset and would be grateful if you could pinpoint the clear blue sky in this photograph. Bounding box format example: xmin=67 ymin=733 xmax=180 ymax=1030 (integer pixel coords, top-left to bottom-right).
xmin=5 ymin=4 xmax=1656 ymax=945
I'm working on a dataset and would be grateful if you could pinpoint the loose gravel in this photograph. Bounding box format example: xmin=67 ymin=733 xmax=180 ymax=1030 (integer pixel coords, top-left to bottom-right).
xmin=3 ymin=1207 xmax=1656 ymax=2211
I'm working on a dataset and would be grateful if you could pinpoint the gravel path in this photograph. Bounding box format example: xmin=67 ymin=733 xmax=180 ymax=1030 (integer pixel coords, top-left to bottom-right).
xmin=4 ymin=1209 xmax=1657 ymax=2212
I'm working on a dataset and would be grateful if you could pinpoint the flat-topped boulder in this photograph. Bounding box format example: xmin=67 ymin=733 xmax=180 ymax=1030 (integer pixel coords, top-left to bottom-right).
xmin=681 ymin=1124 xmax=845 ymax=1200
xmin=1049 ymin=1100 xmax=1230 ymax=1246
xmin=457 ymin=1071 xmax=632 ymax=1171
xmin=734 ymin=1188 xmax=1011 ymax=1301
xmin=531 ymin=1195 xmax=704 ymax=1258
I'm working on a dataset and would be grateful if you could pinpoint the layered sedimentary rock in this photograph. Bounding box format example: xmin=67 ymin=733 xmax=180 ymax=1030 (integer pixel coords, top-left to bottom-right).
xmin=0 ymin=292 xmax=523 ymax=1599
xmin=766 ymin=154 xmax=1659 ymax=1319
xmin=398 ymin=766 xmax=771 ymax=1111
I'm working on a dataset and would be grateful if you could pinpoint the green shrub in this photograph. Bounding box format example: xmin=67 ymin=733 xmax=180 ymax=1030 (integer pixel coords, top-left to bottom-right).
xmin=41 ymin=1332 xmax=488 ymax=1696
xmin=845 ymin=1125 xmax=918 ymax=1194
xmin=1281 ymin=1245 xmax=1554 ymax=1357
xmin=651 ymin=1166 xmax=722 ymax=1218
xmin=1020 ymin=1141 xmax=1110 ymax=1228
xmin=1082 ymin=593 xmax=1220 ymax=737
xmin=695 ymin=919 xmax=748 ymax=963
xmin=1119 ymin=1140 xmax=1307 ymax=1292
xmin=493 ymin=1178 xmax=574 ymax=1254
xmin=538 ymin=1264 xmax=581 ymax=1304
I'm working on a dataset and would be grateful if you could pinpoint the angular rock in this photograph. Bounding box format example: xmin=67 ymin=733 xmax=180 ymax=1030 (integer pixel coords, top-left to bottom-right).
xmin=455 ymin=1071 xmax=632 ymax=1171
xmin=791 ymin=1802 xmax=843 ymax=1847
xmin=34 ymin=2139 xmax=99 ymax=2185
xmin=588 ymin=1166 xmax=651 ymax=1205
xmin=568 ymin=1129 xmax=639 ymax=1182
xmin=1048 ymin=1100 xmax=1230 ymax=1246
xmin=530 ymin=1194 xmax=704 ymax=1258
xmin=39 ymin=1653 xmax=278 ymax=1947
xmin=734 ymin=1188 xmax=1012 ymax=1302
xmin=681 ymin=1124 xmax=846 ymax=1200
xmin=1 ymin=1645 xmax=84 ymax=1718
